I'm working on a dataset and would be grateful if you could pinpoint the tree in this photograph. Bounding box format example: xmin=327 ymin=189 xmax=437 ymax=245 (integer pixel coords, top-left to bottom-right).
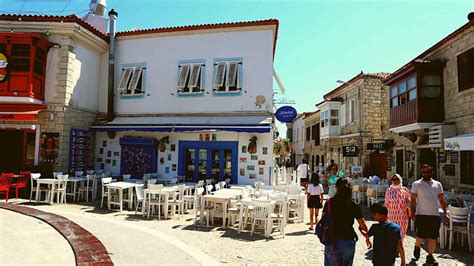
xmin=273 ymin=137 xmax=291 ymax=167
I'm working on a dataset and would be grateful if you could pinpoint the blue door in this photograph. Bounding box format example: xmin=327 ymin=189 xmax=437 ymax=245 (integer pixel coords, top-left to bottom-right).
xmin=178 ymin=141 xmax=238 ymax=184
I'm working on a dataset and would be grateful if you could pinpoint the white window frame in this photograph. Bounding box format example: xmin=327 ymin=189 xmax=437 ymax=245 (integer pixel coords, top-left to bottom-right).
xmin=177 ymin=63 xmax=204 ymax=94
xmin=214 ymin=60 xmax=242 ymax=93
xmin=349 ymin=99 xmax=356 ymax=124
xmin=118 ymin=66 xmax=146 ymax=96
xmin=340 ymin=103 xmax=346 ymax=126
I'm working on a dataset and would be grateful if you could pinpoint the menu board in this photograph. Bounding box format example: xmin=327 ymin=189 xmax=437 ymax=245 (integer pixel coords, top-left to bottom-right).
xmin=69 ymin=128 xmax=92 ymax=172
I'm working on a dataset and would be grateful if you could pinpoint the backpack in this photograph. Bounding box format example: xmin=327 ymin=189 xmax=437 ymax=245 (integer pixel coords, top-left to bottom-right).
xmin=315 ymin=199 xmax=334 ymax=245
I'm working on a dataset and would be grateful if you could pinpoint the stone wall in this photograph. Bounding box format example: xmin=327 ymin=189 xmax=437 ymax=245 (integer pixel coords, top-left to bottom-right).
xmin=303 ymin=111 xmax=325 ymax=170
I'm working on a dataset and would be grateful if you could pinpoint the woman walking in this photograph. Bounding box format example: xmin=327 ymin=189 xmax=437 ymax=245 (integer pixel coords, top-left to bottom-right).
xmin=326 ymin=165 xmax=343 ymax=198
xmin=384 ymin=173 xmax=411 ymax=240
xmin=322 ymin=179 xmax=371 ymax=266
xmin=307 ymin=173 xmax=324 ymax=230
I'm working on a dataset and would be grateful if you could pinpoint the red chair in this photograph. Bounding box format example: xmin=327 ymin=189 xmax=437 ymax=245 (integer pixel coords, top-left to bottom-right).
xmin=0 ymin=173 xmax=14 ymax=202
xmin=10 ymin=171 xmax=30 ymax=199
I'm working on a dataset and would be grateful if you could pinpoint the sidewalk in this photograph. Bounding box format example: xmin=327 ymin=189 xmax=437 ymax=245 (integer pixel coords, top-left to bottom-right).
xmin=0 ymin=209 xmax=75 ymax=265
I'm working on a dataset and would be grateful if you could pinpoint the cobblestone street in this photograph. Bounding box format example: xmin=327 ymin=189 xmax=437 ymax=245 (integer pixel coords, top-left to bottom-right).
xmin=5 ymin=199 xmax=471 ymax=265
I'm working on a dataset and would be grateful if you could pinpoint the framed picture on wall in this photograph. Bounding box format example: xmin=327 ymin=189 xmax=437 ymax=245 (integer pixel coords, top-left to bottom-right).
xmin=438 ymin=151 xmax=446 ymax=163
xmin=262 ymin=147 xmax=268 ymax=155
xmin=170 ymin=144 xmax=176 ymax=152
xmin=259 ymin=167 xmax=264 ymax=175
xmin=258 ymin=160 xmax=265 ymax=165
xmin=239 ymin=157 xmax=247 ymax=163
xmin=239 ymin=168 xmax=245 ymax=176
xmin=247 ymin=165 xmax=255 ymax=171
xmin=249 ymin=174 xmax=256 ymax=179
xmin=172 ymin=164 xmax=177 ymax=171
xmin=241 ymin=146 xmax=247 ymax=153
xmin=251 ymin=155 xmax=258 ymax=160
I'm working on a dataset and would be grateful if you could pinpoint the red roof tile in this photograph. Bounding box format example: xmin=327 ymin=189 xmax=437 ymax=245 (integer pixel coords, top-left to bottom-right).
xmin=323 ymin=72 xmax=390 ymax=100
xmin=0 ymin=14 xmax=109 ymax=41
xmin=116 ymin=19 xmax=280 ymax=56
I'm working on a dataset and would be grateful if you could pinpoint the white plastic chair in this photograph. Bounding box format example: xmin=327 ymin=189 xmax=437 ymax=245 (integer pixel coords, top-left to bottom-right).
xmin=86 ymin=170 xmax=95 ymax=175
xmin=53 ymin=172 xmax=63 ymax=179
xmin=206 ymin=184 xmax=213 ymax=195
xmin=445 ymin=205 xmax=472 ymax=251
xmin=78 ymin=174 xmax=95 ymax=202
xmin=52 ymin=175 xmax=69 ymax=204
xmin=251 ymin=200 xmax=273 ymax=238
xmin=123 ymin=174 xmax=131 ymax=181
xmin=100 ymin=177 xmax=113 ymax=208
xmin=75 ymin=171 xmax=84 ymax=177
xmin=218 ymin=181 xmax=226 ymax=189
xmin=214 ymin=183 xmax=221 ymax=191
xmin=135 ymin=185 xmax=145 ymax=214
xmin=168 ymin=186 xmax=185 ymax=218
xmin=366 ymin=185 xmax=378 ymax=208
xmin=193 ymin=187 xmax=206 ymax=226
xmin=29 ymin=173 xmax=46 ymax=202
xmin=147 ymin=184 xmax=165 ymax=219
xmin=352 ymin=184 xmax=363 ymax=204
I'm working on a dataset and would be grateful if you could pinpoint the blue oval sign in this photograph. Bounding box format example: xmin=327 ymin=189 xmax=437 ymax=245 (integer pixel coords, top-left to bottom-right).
xmin=275 ymin=106 xmax=297 ymax=122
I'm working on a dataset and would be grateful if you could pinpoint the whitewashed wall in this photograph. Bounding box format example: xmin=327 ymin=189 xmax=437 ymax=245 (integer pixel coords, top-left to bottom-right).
xmin=292 ymin=115 xmax=305 ymax=162
xmin=95 ymin=131 xmax=274 ymax=184
xmin=99 ymin=29 xmax=274 ymax=114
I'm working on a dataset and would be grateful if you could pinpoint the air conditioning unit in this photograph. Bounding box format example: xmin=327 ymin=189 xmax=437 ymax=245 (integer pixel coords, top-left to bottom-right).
xmin=429 ymin=125 xmax=456 ymax=148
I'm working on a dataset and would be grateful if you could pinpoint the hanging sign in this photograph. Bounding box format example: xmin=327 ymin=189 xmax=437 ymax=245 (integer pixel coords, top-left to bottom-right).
xmin=367 ymin=143 xmax=385 ymax=150
xmin=351 ymin=165 xmax=363 ymax=174
xmin=0 ymin=113 xmax=37 ymax=121
xmin=275 ymin=106 xmax=297 ymax=123
xmin=342 ymin=145 xmax=359 ymax=157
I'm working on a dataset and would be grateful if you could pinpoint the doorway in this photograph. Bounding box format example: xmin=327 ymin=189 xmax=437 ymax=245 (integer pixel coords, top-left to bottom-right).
xmin=396 ymin=150 xmax=404 ymax=177
xmin=370 ymin=152 xmax=387 ymax=178
xmin=419 ymin=148 xmax=437 ymax=178
xmin=179 ymin=141 xmax=238 ymax=183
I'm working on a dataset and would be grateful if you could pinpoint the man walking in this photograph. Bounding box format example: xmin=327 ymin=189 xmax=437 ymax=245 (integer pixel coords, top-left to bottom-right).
xmin=410 ymin=164 xmax=448 ymax=265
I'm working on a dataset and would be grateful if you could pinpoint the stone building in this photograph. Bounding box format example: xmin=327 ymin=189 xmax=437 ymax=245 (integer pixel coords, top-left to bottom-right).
xmin=291 ymin=113 xmax=306 ymax=166
xmin=385 ymin=13 xmax=474 ymax=189
xmin=303 ymin=110 xmax=325 ymax=172
xmin=0 ymin=13 xmax=109 ymax=174
xmin=316 ymin=72 xmax=391 ymax=177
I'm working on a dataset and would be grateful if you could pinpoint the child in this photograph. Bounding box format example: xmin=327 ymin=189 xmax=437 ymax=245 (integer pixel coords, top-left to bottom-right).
xmin=366 ymin=202 xmax=406 ymax=266
xmin=307 ymin=173 xmax=324 ymax=230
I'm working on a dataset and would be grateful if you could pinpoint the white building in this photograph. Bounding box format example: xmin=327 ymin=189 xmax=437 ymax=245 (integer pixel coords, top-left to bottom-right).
xmin=93 ymin=19 xmax=279 ymax=185
xmin=291 ymin=113 xmax=306 ymax=166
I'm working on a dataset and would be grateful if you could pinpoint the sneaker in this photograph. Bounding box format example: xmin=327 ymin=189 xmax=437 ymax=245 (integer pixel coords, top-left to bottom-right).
xmin=426 ymin=255 xmax=438 ymax=265
xmin=413 ymin=246 xmax=420 ymax=260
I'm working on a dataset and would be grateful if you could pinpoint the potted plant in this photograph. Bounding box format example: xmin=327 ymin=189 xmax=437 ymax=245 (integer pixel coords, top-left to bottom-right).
xmin=248 ymin=136 xmax=258 ymax=154
xmin=158 ymin=136 xmax=169 ymax=152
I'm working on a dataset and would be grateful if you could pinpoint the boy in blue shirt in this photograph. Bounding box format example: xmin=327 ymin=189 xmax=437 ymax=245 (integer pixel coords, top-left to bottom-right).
xmin=366 ymin=202 xmax=406 ymax=266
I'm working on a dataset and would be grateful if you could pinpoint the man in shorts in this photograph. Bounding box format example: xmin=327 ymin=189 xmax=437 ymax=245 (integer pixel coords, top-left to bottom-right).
xmin=410 ymin=164 xmax=448 ymax=265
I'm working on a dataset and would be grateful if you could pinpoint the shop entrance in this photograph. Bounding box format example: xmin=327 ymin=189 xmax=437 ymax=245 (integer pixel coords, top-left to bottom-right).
xmin=419 ymin=148 xmax=437 ymax=178
xmin=0 ymin=129 xmax=35 ymax=172
xmin=178 ymin=141 xmax=238 ymax=184
xmin=370 ymin=152 xmax=387 ymax=179
xmin=396 ymin=150 xmax=404 ymax=177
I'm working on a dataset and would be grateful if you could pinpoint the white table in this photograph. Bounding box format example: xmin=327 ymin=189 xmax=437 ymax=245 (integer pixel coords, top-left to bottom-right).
xmin=200 ymin=194 xmax=233 ymax=228
xmin=237 ymin=198 xmax=276 ymax=234
xmin=66 ymin=177 xmax=86 ymax=201
xmin=35 ymin=179 xmax=58 ymax=204
xmin=106 ymin=182 xmax=143 ymax=211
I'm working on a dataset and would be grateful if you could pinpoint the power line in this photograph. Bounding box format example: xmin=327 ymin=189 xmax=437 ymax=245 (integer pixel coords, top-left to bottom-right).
xmin=18 ymin=0 xmax=27 ymax=14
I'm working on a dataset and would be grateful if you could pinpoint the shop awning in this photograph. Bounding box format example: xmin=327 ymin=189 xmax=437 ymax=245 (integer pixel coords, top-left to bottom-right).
xmin=91 ymin=116 xmax=273 ymax=133
xmin=0 ymin=103 xmax=47 ymax=121
xmin=444 ymin=133 xmax=474 ymax=151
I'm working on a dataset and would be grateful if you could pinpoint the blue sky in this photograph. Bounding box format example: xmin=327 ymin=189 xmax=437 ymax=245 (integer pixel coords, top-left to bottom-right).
xmin=1 ymin=0 xmax=473 ymax=137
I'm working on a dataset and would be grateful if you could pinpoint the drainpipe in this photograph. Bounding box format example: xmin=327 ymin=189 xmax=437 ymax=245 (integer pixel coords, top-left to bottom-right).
xmin=107 ymin=9 xmax=118 ymax=122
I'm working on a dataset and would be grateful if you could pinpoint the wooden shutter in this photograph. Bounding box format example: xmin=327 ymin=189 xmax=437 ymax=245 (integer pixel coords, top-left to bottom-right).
xmin=128 ymin=67 xmax=143 ymax=94
xmin=118 ymin=68 xmax=133 ymax=92
xmin=457 ymin=48 xmax=474 ymax=92
xmin=350 ymin=100 xmax=355 ymax=123
xmin=340 ymin=104 xmax=346 ymax=126
xmin=214 ymin=62 xmax=226 ymax=88
xmin=188 ymin=64 xmax=201 ymax=89
xmin=226 ymin=62 xmax=238 ymax=87
xmin=177 ymin=64 xmax=190 ymax=89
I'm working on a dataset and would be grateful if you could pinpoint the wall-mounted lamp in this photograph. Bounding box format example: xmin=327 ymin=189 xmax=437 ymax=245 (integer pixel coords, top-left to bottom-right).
xmin=31 ymin=125 xmax=36 ymax=130
xmin=50 ymin=112 xmax=55 ymax=121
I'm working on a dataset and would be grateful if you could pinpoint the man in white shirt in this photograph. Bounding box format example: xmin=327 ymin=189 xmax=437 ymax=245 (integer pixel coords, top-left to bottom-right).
xmin=297 ymin=159 xmax=310 ymax=187
xmin=410 ymin=164 xmax=448 ymax=265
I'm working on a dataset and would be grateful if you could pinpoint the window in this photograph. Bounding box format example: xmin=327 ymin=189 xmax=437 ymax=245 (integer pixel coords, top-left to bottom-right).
xmin=177 ymin=63 xmax=204 ymax=94
xmin=306 ymin=127 xmax=311 ymax=141
xmin=118 ymin=65 xmax=146 ymax=96
xmin=457 ymin=48 xmax=474 ymax=92
xmin=420 ymin=74 xmax=441 ymax=98
xmin=10 ymin=43 xmax=30 ymax=72
xmin=349 ymin=99 xmax=355 ymax=123
xmin=460 ymin=151 xmax=474 ymax=185
xmin=313 ymin=123 xmax=320 ymax=146
xmin=296 ymin=128 xmax=299 ymax=143
xmin=330 ymin=109 xmax=339 ymax=126
xmin=214 ymin=60 xmax=242 ymax=93
xmin=340 ymin=104 xmax=346 ymax=126
xmin=390 ymin=76 xmax=417 ymax=108
xmin=321 ymin=110 xmax=329 ymax=128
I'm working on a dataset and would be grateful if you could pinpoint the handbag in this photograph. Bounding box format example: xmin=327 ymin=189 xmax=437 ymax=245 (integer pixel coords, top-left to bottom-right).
xmin=315 ymin=198 xmax=334 ymax=245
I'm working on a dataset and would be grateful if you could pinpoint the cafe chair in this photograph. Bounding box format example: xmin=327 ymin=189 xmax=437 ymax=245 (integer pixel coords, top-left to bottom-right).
xmin=445 ymin=205 xmax=472 ymax=251
xmin=0 ymin=173 xmax=14 ymax=202
xmin=9 ymin=171 xmax=30 ymax=199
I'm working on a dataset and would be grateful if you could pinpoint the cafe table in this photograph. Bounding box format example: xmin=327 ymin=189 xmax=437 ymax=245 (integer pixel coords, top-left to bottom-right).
xmin=200 ymin=194 xmax=234 ymax=228
xmin=66 ymin=177 xmax=87 ymax=201
xmin=143 ymin=188 xmax=170 ymax=219
xmin=35 ymin=178 xmax=59 ymax=204
xmin=106 ymin=182 xmax=143 ymax=211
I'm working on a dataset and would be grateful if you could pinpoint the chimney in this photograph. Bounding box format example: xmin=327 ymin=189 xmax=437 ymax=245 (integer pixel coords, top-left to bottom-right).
xmin=82 ymin=0 xmax=108 ymax=33
xmin=107 ymin=8 xmax=118 ymax=122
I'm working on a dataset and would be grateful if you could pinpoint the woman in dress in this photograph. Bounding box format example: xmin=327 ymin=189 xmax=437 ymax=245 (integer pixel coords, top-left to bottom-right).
xmin=384 ymin=173 xmax=411 ymax=240
xmin=307 ymin=173 xmax=324 ymax=230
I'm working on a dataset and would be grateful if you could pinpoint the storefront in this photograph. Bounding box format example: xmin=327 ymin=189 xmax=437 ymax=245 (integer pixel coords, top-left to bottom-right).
xmin=91 ymin=116 xmax=274 ymax=184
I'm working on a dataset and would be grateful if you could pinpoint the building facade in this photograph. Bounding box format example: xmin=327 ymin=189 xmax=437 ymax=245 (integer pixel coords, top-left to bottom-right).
xmin=386 ymin=14 xmax=474 ymax=189
xmin=303 ymin=110 xmax=325 ymax=172
xmin=291 ymin=113 xmax=306 ymax=166
xmin=317 ymin=72 xmax=391 ymax=177
xmin=0 ymin=14 xmax=108 ymax=174
xmin=93 ymin=20 xmax=279 ymax=185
